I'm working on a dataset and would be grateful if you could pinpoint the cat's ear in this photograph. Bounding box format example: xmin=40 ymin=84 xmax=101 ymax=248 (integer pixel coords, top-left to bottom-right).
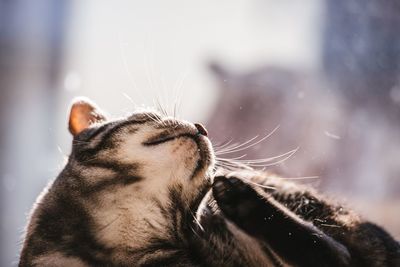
xmin=209 ymin=61 xmax=231 ymax=81
xmin=68 ymin=97 xmax=107 ymax=136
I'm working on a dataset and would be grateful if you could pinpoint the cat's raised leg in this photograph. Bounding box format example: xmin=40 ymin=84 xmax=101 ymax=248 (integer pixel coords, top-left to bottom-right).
xmin=212 ymin=176 xmax=351 ymax=267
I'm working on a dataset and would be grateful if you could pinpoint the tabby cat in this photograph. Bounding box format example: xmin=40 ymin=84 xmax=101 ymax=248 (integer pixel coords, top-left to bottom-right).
xmin=19 ymin=97 xmax=400 ymax=266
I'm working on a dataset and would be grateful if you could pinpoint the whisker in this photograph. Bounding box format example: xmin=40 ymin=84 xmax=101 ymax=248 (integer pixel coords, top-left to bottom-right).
xmin=216 ymin=147 xmax=298 ymax=169
xmin=235 ymin=175 xmax=276 ymax=190
xmin=214 ymin=165 xmax=245 ymax=172
xmin=172 ymin=70 xmax=189 ymax=120
xmin=215 ymin=160 xmax=253 ymax=170
xmin=215 ymin=154 xmax=248 ymax=161
xmin=155 ymin=97 xmax=167 ymax=117
xmin=216 ymin=125 xmax=280 ymax=155
xmin=144 ymin=50 xmax=157 ymax=100
xmin=122 ymin=92 xmax=141 ymax=113
xmin=215 ymin=136 xmax=259 ymax=154
xmin=119 ymin=38 xmax=139 ymax=92
xmin=279 ymin=176 xmax=319 ymax=180
xmin=191 ymin=211 xmax=204 ymax=232
xmin=213 ymin=139 xmax=235 ymax=150
xmin=122 ymin=92 xmax=135 ymax=106
xmin=173 ymin=101 xmax=177 ymax=120
xmin=146 ymin=111 xmax=164 ymax=125
xmin=217 ymin=148 xmax=298 ymax=164
xmin=237 ymin=153 xmax=296 ymax=167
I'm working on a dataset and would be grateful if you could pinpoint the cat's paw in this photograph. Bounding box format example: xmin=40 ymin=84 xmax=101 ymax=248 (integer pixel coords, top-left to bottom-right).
xmin=212 ymin=176 xmax=264 ymax=220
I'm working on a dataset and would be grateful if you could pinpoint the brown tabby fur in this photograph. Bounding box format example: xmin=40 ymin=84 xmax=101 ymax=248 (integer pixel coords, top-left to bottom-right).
xmin=19 ymin=98 xmax=400 ymax=266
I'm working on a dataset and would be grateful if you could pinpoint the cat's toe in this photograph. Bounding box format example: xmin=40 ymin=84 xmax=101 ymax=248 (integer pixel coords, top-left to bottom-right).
xmin=212 ymin=176 xmax=237 ymax=215
xmin=212 ymin=176 xmax=260 ymax=219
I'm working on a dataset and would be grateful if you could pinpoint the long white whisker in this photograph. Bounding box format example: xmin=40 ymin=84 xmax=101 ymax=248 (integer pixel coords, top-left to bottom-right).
xmin=122 ymin=92 xmax=140 ymax=111
xmin=216 ymin=125 xmax=280 ymax=155
xmin=238 ymin=149 xmax=298 ymax=167
xmin=279 ymin=176 xmax=319 ymax=180
xmin=238 ymin=176 xmax=276 ymax=190
xmin=216 ymin=147 xmax=298 ymax=169
xmin=213 ymin=139 xmax=235 ymax=150
xmin=144 ymin=50 xmax=156 ymax=99
xmin=215 ymin=136 xmax=259 ymax=154
xmin=173 ymin=70 xmax=189 ymax=120
xmin=215 ymin=154 xmax=248 ymax=161
xmin=217 ymin=148 xmax=298 ymax=164
xmin=214 ymin=159 xmax=253 ymax=170
xmin=119 ymin=39 xmax=139 ymax=92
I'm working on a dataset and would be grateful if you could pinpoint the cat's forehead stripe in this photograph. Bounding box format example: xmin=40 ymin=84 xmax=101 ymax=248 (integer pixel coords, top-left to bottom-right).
xmin=82 ymin=122 xmax=116 ymax=142
xmin=80 ymin=116 xmax=150 ymax=142
xmin=74 ymin=117 xmax=154 ymax=158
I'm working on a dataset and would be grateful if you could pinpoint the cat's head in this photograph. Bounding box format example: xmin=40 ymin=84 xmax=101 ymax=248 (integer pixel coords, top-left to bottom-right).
xmin=61 ymin=97 xmax=215 ymax=250
xmin=68 ymin=97 xmax=214 ymax=186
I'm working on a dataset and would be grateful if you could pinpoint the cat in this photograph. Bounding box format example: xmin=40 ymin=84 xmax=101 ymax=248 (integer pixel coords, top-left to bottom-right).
xmin=19 ymin=97 xmax=400 ymax=266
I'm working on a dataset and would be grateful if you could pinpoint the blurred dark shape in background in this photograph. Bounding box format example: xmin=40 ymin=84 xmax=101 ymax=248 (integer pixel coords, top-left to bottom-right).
xmin=206 ymin=0 xmax=400 ymax=245
xmin=207 ymin=62 xmax=339 ymax=181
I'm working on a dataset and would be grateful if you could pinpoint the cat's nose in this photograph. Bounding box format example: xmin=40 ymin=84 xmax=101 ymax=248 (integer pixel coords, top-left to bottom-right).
xmin=194 ymin=123 xmax=208 ymax=136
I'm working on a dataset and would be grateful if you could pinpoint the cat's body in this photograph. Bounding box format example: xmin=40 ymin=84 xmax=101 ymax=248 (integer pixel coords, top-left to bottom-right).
xmin=19 ymin=98 xmax=400 ymax=266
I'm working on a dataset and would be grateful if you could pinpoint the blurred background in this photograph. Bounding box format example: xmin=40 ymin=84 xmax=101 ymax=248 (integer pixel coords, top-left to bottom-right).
xmin=1 ymin=0 xmax=399 ymax=265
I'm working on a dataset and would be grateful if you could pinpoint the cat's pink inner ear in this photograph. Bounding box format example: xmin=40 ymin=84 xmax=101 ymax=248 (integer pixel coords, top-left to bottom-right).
xmin=68 ymin=97 xmax=106 ymax=136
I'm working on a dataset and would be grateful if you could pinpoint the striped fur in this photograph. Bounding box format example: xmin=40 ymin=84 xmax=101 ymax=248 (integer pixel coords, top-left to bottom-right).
xmin=19 ymin=99 xmax=400 ymax=266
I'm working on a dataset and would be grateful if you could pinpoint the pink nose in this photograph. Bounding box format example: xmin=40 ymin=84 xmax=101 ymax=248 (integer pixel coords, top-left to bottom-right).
xmin=194 ymin=123 xmax=208 ymax=136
